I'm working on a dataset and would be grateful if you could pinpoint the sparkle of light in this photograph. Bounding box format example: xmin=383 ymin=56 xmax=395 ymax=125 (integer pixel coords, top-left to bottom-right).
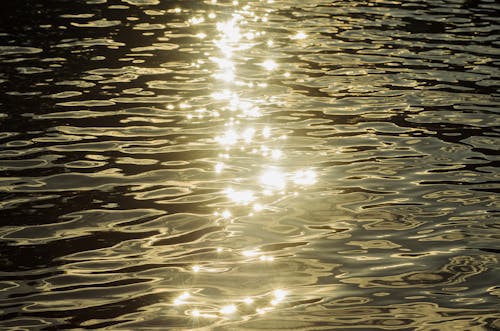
xmin=253 ymin=203 xmax=263 ymax=211
xmin=174 ymin=291 xmax=190 ymax=305
xmin=216 ymin=129 xmax=238 ymax=145
xmin=260 ymin=255 xmax=274 ymax=262
xmin=262 ymin=127 xmax=271 ymax=138
xmin=259 ymin=169 xmax=286 ymax=190
xmin=292 ymin=31 xmax=307 ymax=40
xmin=273 ymin=289 xmax=287 ymax=301
xmin=221 ymin=210 xmax=232 ymax=219
xmin=220 ymin=304 xmax=237 ymax=315
xmin=271 ymin=149 xmax=283 ymax=160
xmin=215 ymin=162 xmax=225 ymax=173
xmin=243 ymin=297 xmax=254 ymax=304
xmin=242 ymin=249 xmax=260 ymax=257
xmin=225 ymin=188 xmax=255 ymax=205
xmin=242 ymin=128 xmax=255 ymax=143
xmin=216 ymin=18 xmax=241 ymax=43
xmin=270 ymin=289 xmax=288 ymax=306
xmin=261 ymin=59 xmax=278 ymax=71
xmin=292 ymin=169 xmax=317 ymax=185
xmin=189 ymin=17 xmax=205 ymax=25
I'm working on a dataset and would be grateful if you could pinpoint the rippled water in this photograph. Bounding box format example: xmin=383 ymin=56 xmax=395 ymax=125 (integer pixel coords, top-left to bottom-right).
xmin=1 ymin=0 xmax=499 ymax=329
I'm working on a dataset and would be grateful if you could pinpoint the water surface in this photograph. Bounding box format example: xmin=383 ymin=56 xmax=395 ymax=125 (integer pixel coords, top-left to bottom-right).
xmin=0 ymin=0 xmax=499 ymax=330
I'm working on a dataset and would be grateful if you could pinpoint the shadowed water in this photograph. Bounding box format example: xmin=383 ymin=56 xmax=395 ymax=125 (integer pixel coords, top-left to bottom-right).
xmin=0 ymin=0 xmax=499 ymax=330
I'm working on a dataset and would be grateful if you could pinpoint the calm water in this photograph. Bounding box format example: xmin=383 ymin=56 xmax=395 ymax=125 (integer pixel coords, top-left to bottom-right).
xmin=1 ymin=0 xmax=499 ymax=330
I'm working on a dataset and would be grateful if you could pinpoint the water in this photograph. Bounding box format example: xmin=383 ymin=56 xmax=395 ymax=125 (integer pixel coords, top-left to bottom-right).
xmin=1 ymin=0 xmax=499 ymax=329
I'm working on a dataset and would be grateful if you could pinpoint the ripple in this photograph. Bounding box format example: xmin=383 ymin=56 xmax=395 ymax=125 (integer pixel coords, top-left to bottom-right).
xmin=0 ymin=0 xmax=498 ymax=330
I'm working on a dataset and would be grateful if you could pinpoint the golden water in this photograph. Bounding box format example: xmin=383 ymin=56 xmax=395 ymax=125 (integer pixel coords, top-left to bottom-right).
xmin=0 ymin=0 xmax=499 ymax=329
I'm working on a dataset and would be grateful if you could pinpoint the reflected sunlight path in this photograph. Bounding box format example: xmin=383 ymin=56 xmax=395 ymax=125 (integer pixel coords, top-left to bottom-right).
xmin=171 ymin=1 xmax=316 ymax=323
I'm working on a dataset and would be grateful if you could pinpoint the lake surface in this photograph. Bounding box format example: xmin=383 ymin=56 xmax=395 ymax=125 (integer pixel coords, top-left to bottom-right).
xmin=1 ymin=0 xmax=499 ymax=329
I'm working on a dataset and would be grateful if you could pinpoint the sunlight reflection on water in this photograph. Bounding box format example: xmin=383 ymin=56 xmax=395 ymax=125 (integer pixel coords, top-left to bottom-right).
xmin=0 ymin=0 xmax=498 ymax=329
xmin=180 ymin=10 xmax=313 ymax=319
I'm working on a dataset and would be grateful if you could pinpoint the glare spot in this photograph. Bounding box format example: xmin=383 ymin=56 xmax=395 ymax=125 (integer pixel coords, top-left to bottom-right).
xmin=174 ymin=7 xmax=181 ymax=13
xmin=238 ymin=101 xmax=261 ymax=117
xmin=192 ymin=265 xmax=201 ymax=272
xmin=273 ymin=289 xmax=287 ymax=300
xmin=284 ymin=72 xmax=291 ymax=77
xmin=243 ymin=106 xmax=262 ymax=117
xmin=261 ymin=59 xmax=278 ymax=71
xmin=216 ymin=18 xmax=241 ymax=43
xmin=216 ymin=130 xmax=238 ymax=145
xmin=220 ymin=304 xmax=237 ymax=315
xmin=217 ymin=247 xmax=223 ymax=253
xmin=243 ymin=297 xmax=254 ymax=304
xmin=242 ymin=249 xmax=260 ymax=257
xmin=259 ymin=169 xmax=286 ymax=190
xmin=221 ymin=210 xmax=232 ymax=219
xmin=208 ymin=12 xmax=216 ymax=19
xmin=196 ymin=32 xmax=207 ymax=39
xmin=174 ymin=291 xmax=190 ymax=305
xmin=213 ymin=69 xmax=235 ymax=82
xmin=292 ymin=169 xmax=317 ymax=185
xmin=260 ymin=255 xmax=274 ymax=262
xmin=292 ymin=31 xmax=307 ymax=40
xmin=256 ymin=308 xmax=266 ymax=314
xmin=211 ymin=89 xmax=232 ymax=100
xmin=242 ymin=128 xmax=255 ymax=143
xmin=235 ymin=99 xmax=247 ymax=109
xmin=262 ymin=127 xmax=271 ymax=138
xmin=253 ymin=203 xmax=263 ymax=211
xmin=189 ymin=17 xmax=205 ymax=25
xmin=244 ymin=32 xmax=255 ymax=40
xmin=260 ymin=145 xmax=269 ymax=156
xmin=271 ymin=289 xmax=287 ymax=305
xmin=192 ymin=309 xmax=200 ymax=317
xmin=215 ymin=162 xmax=225 ymax=173
xmin=225 ymin=188 xmax=255 ymax=205
xmin=271 ymin=149 xmax=283 ymax=160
